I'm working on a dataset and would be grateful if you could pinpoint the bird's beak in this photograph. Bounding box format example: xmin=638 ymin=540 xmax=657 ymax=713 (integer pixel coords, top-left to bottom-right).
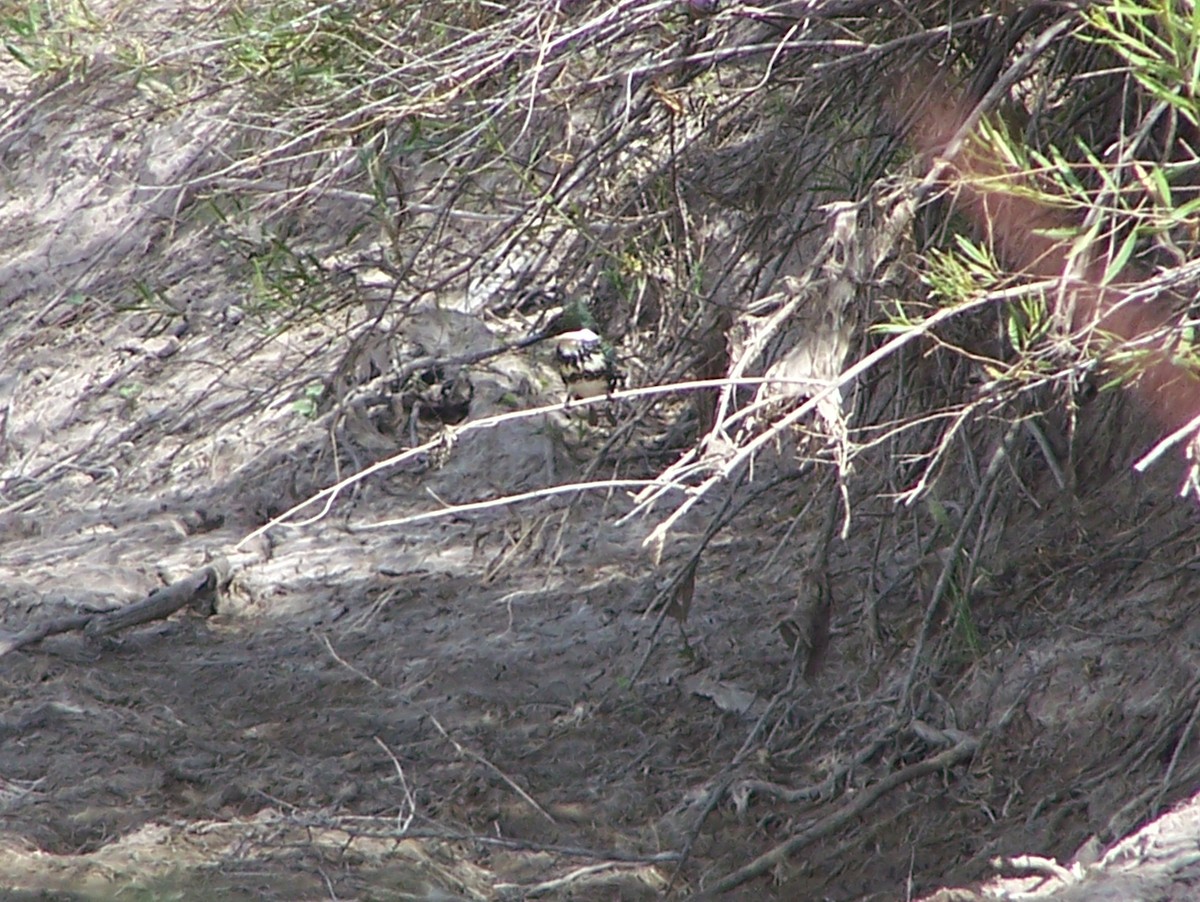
xmin=514 ymin=331 xmax=549 ymax=349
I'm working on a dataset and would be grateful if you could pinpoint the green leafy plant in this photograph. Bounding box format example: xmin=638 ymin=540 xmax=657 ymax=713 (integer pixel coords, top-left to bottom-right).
xmin=1004 ymin=293 xmax=1051 ymax=355
xmin=2 ymin=0 xmax=99 ymax=75
xmin=1083 ymin=0 xmax=1200 ymax=124
xmin=292 ymin=381 xmax=325 ymax=418
xmin=212 ymin=226 xmax=331 ymax=319
xmin=924 ymin=235 xmax=1000 ymax=306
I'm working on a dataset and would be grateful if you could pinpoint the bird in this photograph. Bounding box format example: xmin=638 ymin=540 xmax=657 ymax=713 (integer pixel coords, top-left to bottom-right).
xmin=554 ymin=327 xmax=622 ymax=403
xmin=537 ymin=302 xmax=625 ymax=422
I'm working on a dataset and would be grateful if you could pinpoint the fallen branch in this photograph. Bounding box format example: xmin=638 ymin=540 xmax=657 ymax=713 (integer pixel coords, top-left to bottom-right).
xmin=0 ymin=558 xmax=230 ymax=657
xmin=694 ymin=736 xmax=980 ymax=898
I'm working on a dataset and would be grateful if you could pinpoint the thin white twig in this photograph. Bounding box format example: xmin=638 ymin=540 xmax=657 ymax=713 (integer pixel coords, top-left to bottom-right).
xmin=373 ymin=736 xmax=417 ymax=832
xmin=357 ymin=479 xmax=682 ymax=531
xmin=233 ymin=377 xmax=828 ymax=550
xmin=1133 ymin=408 xmax=1200 ymax=473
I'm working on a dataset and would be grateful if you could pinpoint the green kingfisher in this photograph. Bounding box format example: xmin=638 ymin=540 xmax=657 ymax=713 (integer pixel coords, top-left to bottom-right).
xmin=537 ymin=303 xmax=624 ymax=419
xmin=554 ymin=327 xmax=623 ymax=402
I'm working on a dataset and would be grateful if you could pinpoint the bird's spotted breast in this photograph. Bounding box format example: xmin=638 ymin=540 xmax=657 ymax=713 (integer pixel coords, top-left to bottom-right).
xmin=553 ymin=328 xmax=620 ymax=399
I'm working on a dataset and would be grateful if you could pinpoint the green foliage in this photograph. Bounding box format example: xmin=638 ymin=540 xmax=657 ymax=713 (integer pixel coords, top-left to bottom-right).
xmin=950 ymin=580 xmax=984 ymax=659
xmin=873 ymin=236 xmax=1000 ymax=337
xmin=1004 ymin=293 xmax=1051 ymax=356
xmin=216 ymin=0 xmax=516 ymax=136
xmin=2 ymin=0 xmax=98 ymax=75
xmin=1101 ymin=326 xmax=1200 ymax=391
xmin=117 ymin=382 xmax=142 ymax=407
xmin=203 ymin=205 xmax=332 ymax=319
xmin=1082 ymin=0 xmax=1200 ymax=125
xmin=121 ymin=281 xmax=181 ymax=319
xmin=243 ymin=235 xmax=327 ymax=316
xmin=292 ymin=382 xmax=325 ymax=419
xmin=870 ymin=300 xmax=925 ymax=335
xmin=924 ymin=235 xmax=1000 ymax=305
xmin=222 ymin=0 xmax=375 ymax=99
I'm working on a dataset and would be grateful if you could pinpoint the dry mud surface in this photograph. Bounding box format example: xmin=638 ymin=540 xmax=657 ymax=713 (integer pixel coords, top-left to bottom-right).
xmin=5 ymin=18 xmax=1200 ymax=902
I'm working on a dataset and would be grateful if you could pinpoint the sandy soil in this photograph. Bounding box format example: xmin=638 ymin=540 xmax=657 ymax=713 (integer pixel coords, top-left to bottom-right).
xmin=5 ymin=8 xmax=1200 ymax=902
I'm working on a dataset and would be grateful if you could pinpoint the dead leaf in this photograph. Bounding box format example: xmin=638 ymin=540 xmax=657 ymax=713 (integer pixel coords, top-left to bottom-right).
xmin=650 ymin=81 xmax=685 ymax=117
xmin=685 ymin=673 xmax=757 ymax=716
xmin=776 ymin=573 xmax=832 ymax=680
xmin=665 ymin=556 xmax=697 ymax=624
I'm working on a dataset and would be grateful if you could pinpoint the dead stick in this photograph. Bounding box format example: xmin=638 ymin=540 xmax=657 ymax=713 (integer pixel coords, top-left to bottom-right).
xmin=0 ymin=558 xmax=228 ymax=656
xmin=0 ymin=614 xmax=94 ymax=657
xmin=85 ymin=557 xmax=228 ymax=637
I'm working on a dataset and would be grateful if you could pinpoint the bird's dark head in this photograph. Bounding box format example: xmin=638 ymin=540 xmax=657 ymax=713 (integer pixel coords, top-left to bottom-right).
xmin=545 ymin=300 xmax=597 ymax=337
xmin=517 ymin=300 xmax=598 ymax=347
